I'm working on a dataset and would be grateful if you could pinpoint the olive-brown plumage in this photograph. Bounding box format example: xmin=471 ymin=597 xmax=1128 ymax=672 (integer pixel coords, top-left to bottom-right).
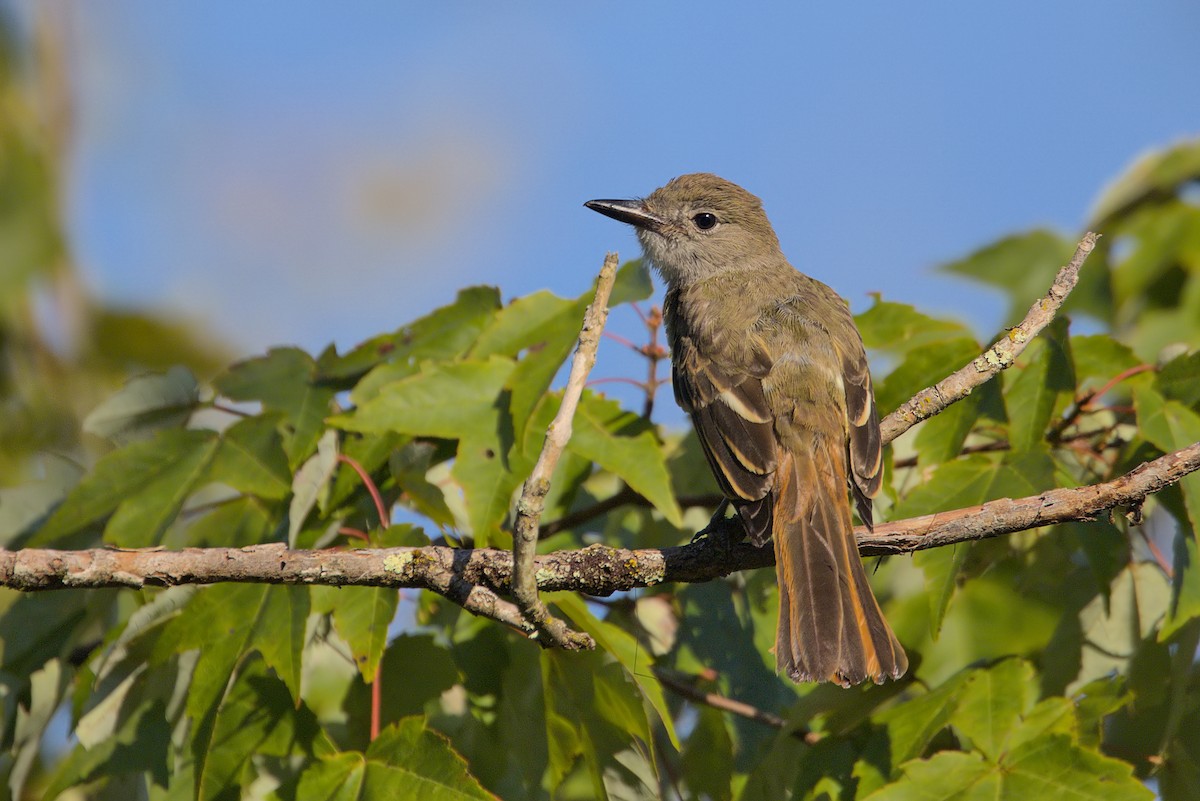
xmin=586 ymin=174 xmax=906 ymax=685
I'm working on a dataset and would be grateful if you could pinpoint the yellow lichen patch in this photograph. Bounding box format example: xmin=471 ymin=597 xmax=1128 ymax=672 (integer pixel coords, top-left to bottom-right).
xmin=383 ymin=553 xmax=413 ymax=574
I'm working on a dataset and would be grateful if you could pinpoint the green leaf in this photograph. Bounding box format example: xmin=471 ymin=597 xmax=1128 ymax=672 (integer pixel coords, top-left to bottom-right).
xmin=289 ymin=429 xmax=340 ymax=547
xmin=33 ymin=429 xmax=219 ymax=545
xmin=356 ymin=717 xmax=495 ymax=799
xmin=337 ymin=357 xmax=515 ymax=438
xmin=863 ymin=749 xmax=996 ymax=801
xmin=680 ymin=707 xmax=733 ymax=801
xmin=1071 ymin=676 xmax=1130 ymax=749
xmin=911 ymin=573 xmax=1060 ymax=688
xmin=914 ymin=544 xmax=972 ymax=640
xmin=1166 ymin=534 xmax=1200 ymax=643
xmin=865 ymin=735 xmax=1152 ymax=801
xmin=1091 ymin=139 xmax=1200 ymax=226
xmin=568 ymin=393 xmax=684 ymax=527
xmin=42 ymin=699 xmax=171 ymax=800
xmin=390 ymin=440 xmax=456 ymax=529
xmin=207 ymin=413 xmax=291 ymax=500
xmin=1135 ymin=385 xmax=1200 ymax=540
xmin=0 ymin=456 xmax=82 ymax=547
xmin=329 ymin=586 xmax=399 ymax=681
xmin=1072 ymin=563 xmax=1170 ymax=692
xmin=855 ymin=299 xmax=972 ymax=354
xmin=913 ymin=388 xmax=986 ymax=467
xmin=541 ymin=645 xmax=658 ymax=798
xmin=200 ymin=658 xmax=327 ymax=801
xmin=82 ymin=365 xmax=199 ymax=444
xmin=898 ymin=451 xmax=1054 ymax=634
xmin=329 ymin=430 xmax=406 ymax=511
xmin=1005 ymin=696 xmax=1078 ymax=751
xmin=1108 ymin=202 xmax=1200 ymax=356
xmin=1071 ymin=334 xmax=1143 ymax=394
xmin=950 ymin=658 xmax=1036 ymax=759
xmin=1000 ymin=734 xmax=1153 ymax=800
xmin=289 ymin=717 xmax=497 ymax=800
xmin=872 ymin=670 xmax=972 ymax=767
xmin=104 ymin=433 xmax=222 ymax=547
xmin=609 ymin=258 xmax=654 ymax=306
xmin=939 ymin=229 xmax=1077 ymax=324
xmin=450 ymin=433 xmax=528 ymax=546
xmin=317 ymin=285 xmax=502 ymax=381
xmin=464 ymin=259 xmax=653 ymax=446
xmin=186 ymin=496 xmax=274 ymax=547
xmin=1158 ymin=349 xmax=1200 ymax=408
xmin=215 ymin=347 xmax=337 ymax=467
xmin=553 ymin=592 xmax=680 ymax=748
xmin=155 ymin=583 xmax=309 ymax=794
xmin=343 ymin=634 xmax=460 ymax=724
xmin=470 ymin=290 xmax=586 ymax=361
xmin=470 ymin=289 xmax=587 ymax=444
xmin=1002 ymin=319 xmax=1074 ymax=453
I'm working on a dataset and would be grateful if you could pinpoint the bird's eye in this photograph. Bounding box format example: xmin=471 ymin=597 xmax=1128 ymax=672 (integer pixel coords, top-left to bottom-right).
xmin=692 ymin=212 xmax=718 ymax=231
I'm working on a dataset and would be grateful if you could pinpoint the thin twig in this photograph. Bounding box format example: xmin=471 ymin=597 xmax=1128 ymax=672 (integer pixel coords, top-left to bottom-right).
xmin=880 ymin=232 xmax=1099 ymax=446
xmin=510 ymin=252 xmax=620 ymax=650
xmin=336 ymin=454 xmax=391 ymax=529
xmin=335 ymin=453 xmax=390 ymax=741
xmin=642 ymin=305 xmax=665 ymax=419
xmin=652 ymin=668 xmax=819 ymax=743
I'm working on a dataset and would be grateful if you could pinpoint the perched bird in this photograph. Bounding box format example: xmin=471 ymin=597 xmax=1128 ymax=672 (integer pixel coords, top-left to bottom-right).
xmin=586 ymin=174 xmax=906 ymax=686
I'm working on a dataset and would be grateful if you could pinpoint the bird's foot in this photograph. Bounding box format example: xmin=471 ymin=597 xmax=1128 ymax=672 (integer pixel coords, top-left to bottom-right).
xmin=691 ymin=499 xmax=731 ymax=544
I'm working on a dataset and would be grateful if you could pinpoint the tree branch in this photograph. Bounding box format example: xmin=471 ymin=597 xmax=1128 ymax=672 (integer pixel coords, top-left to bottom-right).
xmin=509 ymin=252 xmax=619 ymax=650
xmin=5 ymin=440 xmax=1195 ymax=601
xmin=879 ymin=232 xmax=1099 ymax=445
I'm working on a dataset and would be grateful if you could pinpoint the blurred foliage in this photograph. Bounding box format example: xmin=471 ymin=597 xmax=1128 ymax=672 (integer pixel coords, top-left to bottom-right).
xmin=4 ymin=9 xmax=1200 ymax=800
xmin=0 ymin=6 xmax=229 ymax=487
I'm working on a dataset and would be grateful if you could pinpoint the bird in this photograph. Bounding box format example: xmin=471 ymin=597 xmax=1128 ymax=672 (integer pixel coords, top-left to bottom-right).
xmin=585 ymin=174 xmax=907 ymax=686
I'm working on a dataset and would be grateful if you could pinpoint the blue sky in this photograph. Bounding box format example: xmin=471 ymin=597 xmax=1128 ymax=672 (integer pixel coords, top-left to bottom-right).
xmin=51 ymin=3 xmax=1200 ymax=415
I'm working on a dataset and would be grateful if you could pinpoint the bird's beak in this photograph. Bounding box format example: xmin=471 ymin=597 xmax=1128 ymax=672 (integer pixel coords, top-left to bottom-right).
xmin=584 ymin=199 xmax=666 ymax=232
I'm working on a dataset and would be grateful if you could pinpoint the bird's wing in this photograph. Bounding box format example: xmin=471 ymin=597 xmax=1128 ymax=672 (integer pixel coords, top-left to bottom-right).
xmin=826 ymin=310 xmax=882 ymax=528
xmin=672 ymin=331 xmax=778 ymax=545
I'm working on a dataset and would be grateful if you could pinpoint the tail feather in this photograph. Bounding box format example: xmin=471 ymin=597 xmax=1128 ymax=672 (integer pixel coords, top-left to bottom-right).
xmin=773 ymin=444 xmax=907 ymax=686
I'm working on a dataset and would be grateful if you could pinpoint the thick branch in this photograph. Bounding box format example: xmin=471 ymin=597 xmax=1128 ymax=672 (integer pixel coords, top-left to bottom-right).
xmin=6 ymin=441 xmax=1195 ymax=601
xmin=510 ymin=252 xmax=619 ymax=649
xmin=879 ymin=232 xmax=1099 ymax=445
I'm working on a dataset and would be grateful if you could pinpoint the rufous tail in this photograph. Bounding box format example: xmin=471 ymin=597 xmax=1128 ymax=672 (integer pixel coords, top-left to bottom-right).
xmin=772 ymin=444 xmax=907 ymax=686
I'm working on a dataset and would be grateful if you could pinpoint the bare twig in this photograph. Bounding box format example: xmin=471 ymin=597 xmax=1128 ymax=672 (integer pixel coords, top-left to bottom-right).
xmin=336 ymin=454 xmax=390 ymax=529
xmin=510 ymin=252 xmax=619 ymax=650
xmin=880 ymin=232 xmax=1099 ymax=445
xmin=652 ymin=668 xmax=820 ymax=742
xmin=5 ymin=441 xmax=1196 ymax=600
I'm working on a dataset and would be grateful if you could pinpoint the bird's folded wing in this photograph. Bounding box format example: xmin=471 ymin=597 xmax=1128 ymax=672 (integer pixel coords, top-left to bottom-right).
xmin=673 ymin=335 xmax=778 ymax=544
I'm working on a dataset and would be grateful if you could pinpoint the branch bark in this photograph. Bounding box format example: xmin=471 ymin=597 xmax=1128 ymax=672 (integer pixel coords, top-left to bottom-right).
xmin=509 ymin=252 xmax=619 ymax=650
xmin=5 ymin=440 xmax=1196 ymax=599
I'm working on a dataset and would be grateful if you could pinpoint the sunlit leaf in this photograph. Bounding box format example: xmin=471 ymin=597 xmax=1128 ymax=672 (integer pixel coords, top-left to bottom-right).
xmin=215 ymin=347 xmax=337 ymax=467
xmin=207 ymin=413 xmax=291 ymax=500
xmin=855 ymin=299 xmax=972 ymax=354
xmin=317 ymin=285 xmax=502 ymax=382
xmin=568 ymin=393 xmax=684 ymax=527
xmin=33 ymin=429 xmax=218 ymax=546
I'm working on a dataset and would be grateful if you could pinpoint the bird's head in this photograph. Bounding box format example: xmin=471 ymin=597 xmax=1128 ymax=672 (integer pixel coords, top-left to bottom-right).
xmin=586 ymin=173 xmax=783 ymax=285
